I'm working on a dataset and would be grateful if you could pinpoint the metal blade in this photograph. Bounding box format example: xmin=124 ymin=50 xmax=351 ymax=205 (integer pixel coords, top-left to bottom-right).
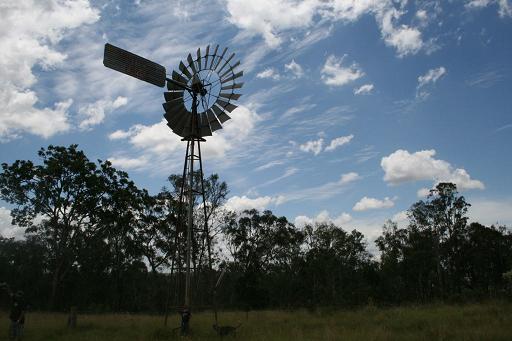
xmin=196 ymin=48 xmax=202 ymax=71
xmin=207 ymin=109 xmax=222 ymax=131
xmin=204 ymin=45 xmax=210 ymax=69
xmin=221 ymin=70 xmax=243 ymax=84
xmin=214 ymin=47 xmax=227 ymax=70
xmin=212 ymin=104 xmax=231 ymax=123
xmin=103 ymin=43 xmax=166 ymax=87
xmin=179 ymin=61 xmax=192 ymax=79
xmin=187 ymin=53 xmax=197 ymax=75
xmin=216 ymin=99 xmax=238 ymax=113
xmin=164 ymin=91 xmax=184 ymax=102
xmin=162 ymin=98 xmax=183 ymax=112
xmin=219 ymin=92 xmax=241 ymax=101
xmin=199 ymin=112 xmax=212 ymax=136
xmin=219 ymin=60 xmax=240 ymax=80
xmin=209 ymin=45 xmax=219 ymax=69
xmin=174 ymin=112 xmax=190 ymax=136
xmin=221 ymin=82 xmax=244 ymax=90
xmin=167 ymin=81 xmax=184 ymax=91
xmin=217 ymin=53 xmax=235 ymax=74
xmin=172 ymin=70 xmax=188 ymax=86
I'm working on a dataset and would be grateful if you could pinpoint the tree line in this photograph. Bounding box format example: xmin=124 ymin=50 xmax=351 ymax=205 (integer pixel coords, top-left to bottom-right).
xmin=1 ymin=145 xmax=511 ymax=313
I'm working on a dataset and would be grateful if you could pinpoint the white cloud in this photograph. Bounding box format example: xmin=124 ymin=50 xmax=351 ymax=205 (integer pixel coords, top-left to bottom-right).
xmin=256 ymin=67 xmax=281 ymax=80
xmin=381 ymin=149 xmax=485 ymax=191
xmin=0 ymin=0 xmax=99 ymax=141
xmin=225 ymin=0 xmax=319 ymax=47
xmin=340 ymin=172 xmax=361 ymax=184
xmin=392 ymin=210 xmax=409 ymax=227
xmin=354 ymin=84 xmax=374 ymax=95
xmin=325 ymin=134 xmax=354 ymax=151
xmin=285 ymin=59 xmax=304 ymax=78
xmin=0 ymin=207 xmax=26 ymax=240
xmin=107 ymin=156 xmax=149 ymax=170
xmin=416 ymin=67 xmax=446 ymax=99
xmin=224 ymin=1 xmax=426 ymax=56
xmin=299 ymin=138 xmax=323 ymax=155
xmin=279 ymin=172 xmax=360 ymax=203
xmin=353 ymin=196 xmax=395 ymax=211
xmin=255 ymin=160 xmax=285 ymax=171
xmin=321 ymin=55 xmax=364 ymax=86
xmin=224 ymin=195 xmax=284 ymax=212
xmin=466 ymin=0 xmax=512 ymax=17
xmin=107 ymin=105 xmax=262 ymax=173
xmin=418 ymin=67 xmax=447 ymax=88
xmin=79 ymin=96 xmax=128 ymax=130
xmin=294 ymin=210 xmax=352 ymax=228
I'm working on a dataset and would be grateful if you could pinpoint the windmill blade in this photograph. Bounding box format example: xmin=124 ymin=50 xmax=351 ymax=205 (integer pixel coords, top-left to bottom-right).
xmin=206 ymin=110 xmax=222 ymax=131
xmin=162 ymin=98 xmax=183 ymax=112
xmin=204 ymin=45 xmax=210 ymax=69
xmin=219 ymin=60 xmax=240 ymax=80
xmin=199 ymin=112 xmax=212 ymax=136
xmin=174 ymin=111 xmax=191 ymax=136
xmin=196 ymin=48 xmax=202 ymax=71
xmin=219 ymin=92 xmax=242 ymax=101
xmin=164 ymin=91 xmax=184 ymax=103
xmin=212 ymin=104 xmax=231 ymax=123
xmin=164 ymin=112 xmax=180 ymax=127
xmin=217 ymin=53 xmax=235 ymax=74
xmin=221 ymin=70 xmax=243 ymax=84
xmin=171 ymin=70 xmax=188 ymax=86
xmin=216 ymin=99 xmax=238 ymax=113
xmin=167 ymin=81 xmax=184 ymax=91
xmin=214 ymin=47 xmax=228 ymax=70
xmin=187 ymin=53 xmax=197 ymax=74
xmin=103 ymin=43 xmax=166 ymax=87
xmin=209 ymin=44 xmax=219 ymax=69
xmin=221 ymin=82 xmax=244 ymax=90
xmin=179 ymin=61 xmax=193 ymax=79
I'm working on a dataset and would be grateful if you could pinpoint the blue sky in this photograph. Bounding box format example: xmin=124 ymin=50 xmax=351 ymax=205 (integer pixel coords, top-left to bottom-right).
xmin=1 ymin=0 xmax=512 ymax=244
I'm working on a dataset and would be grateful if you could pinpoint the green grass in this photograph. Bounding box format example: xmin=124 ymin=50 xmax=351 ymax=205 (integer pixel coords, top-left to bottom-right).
xmin=2 ymin=302 xmax=512 ymax=340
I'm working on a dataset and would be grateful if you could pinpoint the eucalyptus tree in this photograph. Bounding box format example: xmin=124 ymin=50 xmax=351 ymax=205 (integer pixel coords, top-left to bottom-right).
xmin=0 ymin=145 xmax=104 ymax=307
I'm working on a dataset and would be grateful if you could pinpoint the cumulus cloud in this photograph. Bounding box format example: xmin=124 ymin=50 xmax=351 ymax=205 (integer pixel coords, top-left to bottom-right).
xmin=224 ymin=0 xmax=426 ymax=56
xmin=285 ymin=59 xmax=304 ymax=78
xmin=225 ymin=0 xmax=319 ymax=47
xmin=353 ymin=196 xmax=395 ymax=211
xmin=354 ymin=84 xmax=374 ymax=95
xmin=256 ymin=67 xmax=281 ymax=80
xmin=108 ymin=105 xmax=261 ymax=166
xmin=79 ymin=96 xmax=128 ymax=130
xmin=0 ymin=0 xmax=99 ymax=141
xmin=294 ymin=210 xmax=352 ymax=228
xmin=224 ymin=195 xmax=284 ymax=212
xmin=321 ymin=55 xmax=364 ymax=86
xmin=299 ymin=138 xmax=324 ymax=155
xmin=381 ymin=149 xmax=485 ymax=192
xmin=325 ymin=134 xmax=354 ymax=151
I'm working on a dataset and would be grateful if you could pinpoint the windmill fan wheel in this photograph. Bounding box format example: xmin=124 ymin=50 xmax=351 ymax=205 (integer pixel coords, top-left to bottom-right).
xmin=162 ymin=44 xmax=244 ymax=138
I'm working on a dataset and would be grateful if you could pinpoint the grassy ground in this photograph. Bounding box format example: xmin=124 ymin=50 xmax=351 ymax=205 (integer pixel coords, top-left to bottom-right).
xmin=1 ymin=302 xmax=512 ymax=340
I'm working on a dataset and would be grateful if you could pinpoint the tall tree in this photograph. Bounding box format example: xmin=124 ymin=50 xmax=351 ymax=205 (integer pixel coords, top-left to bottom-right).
xmin=0 ymin=145 xmax=103 ymax=308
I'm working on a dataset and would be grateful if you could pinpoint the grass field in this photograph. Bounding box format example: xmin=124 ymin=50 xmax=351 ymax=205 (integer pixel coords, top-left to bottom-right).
xmin=2 ymin=302 xmax=512 ymax=340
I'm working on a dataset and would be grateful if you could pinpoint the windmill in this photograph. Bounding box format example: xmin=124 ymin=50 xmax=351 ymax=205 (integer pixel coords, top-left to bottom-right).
xmin=103 ymin=43 xmax=243 ymax=331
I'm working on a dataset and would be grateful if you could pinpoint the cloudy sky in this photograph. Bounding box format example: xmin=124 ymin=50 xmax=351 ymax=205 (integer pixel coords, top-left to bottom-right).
xmin=1 ymin=0 xmax=512 ymax=243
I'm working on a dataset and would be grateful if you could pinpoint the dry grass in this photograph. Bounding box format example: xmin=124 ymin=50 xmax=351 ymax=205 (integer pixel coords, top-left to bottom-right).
xmin=1 ymin=302 xmax=512 ymax=340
